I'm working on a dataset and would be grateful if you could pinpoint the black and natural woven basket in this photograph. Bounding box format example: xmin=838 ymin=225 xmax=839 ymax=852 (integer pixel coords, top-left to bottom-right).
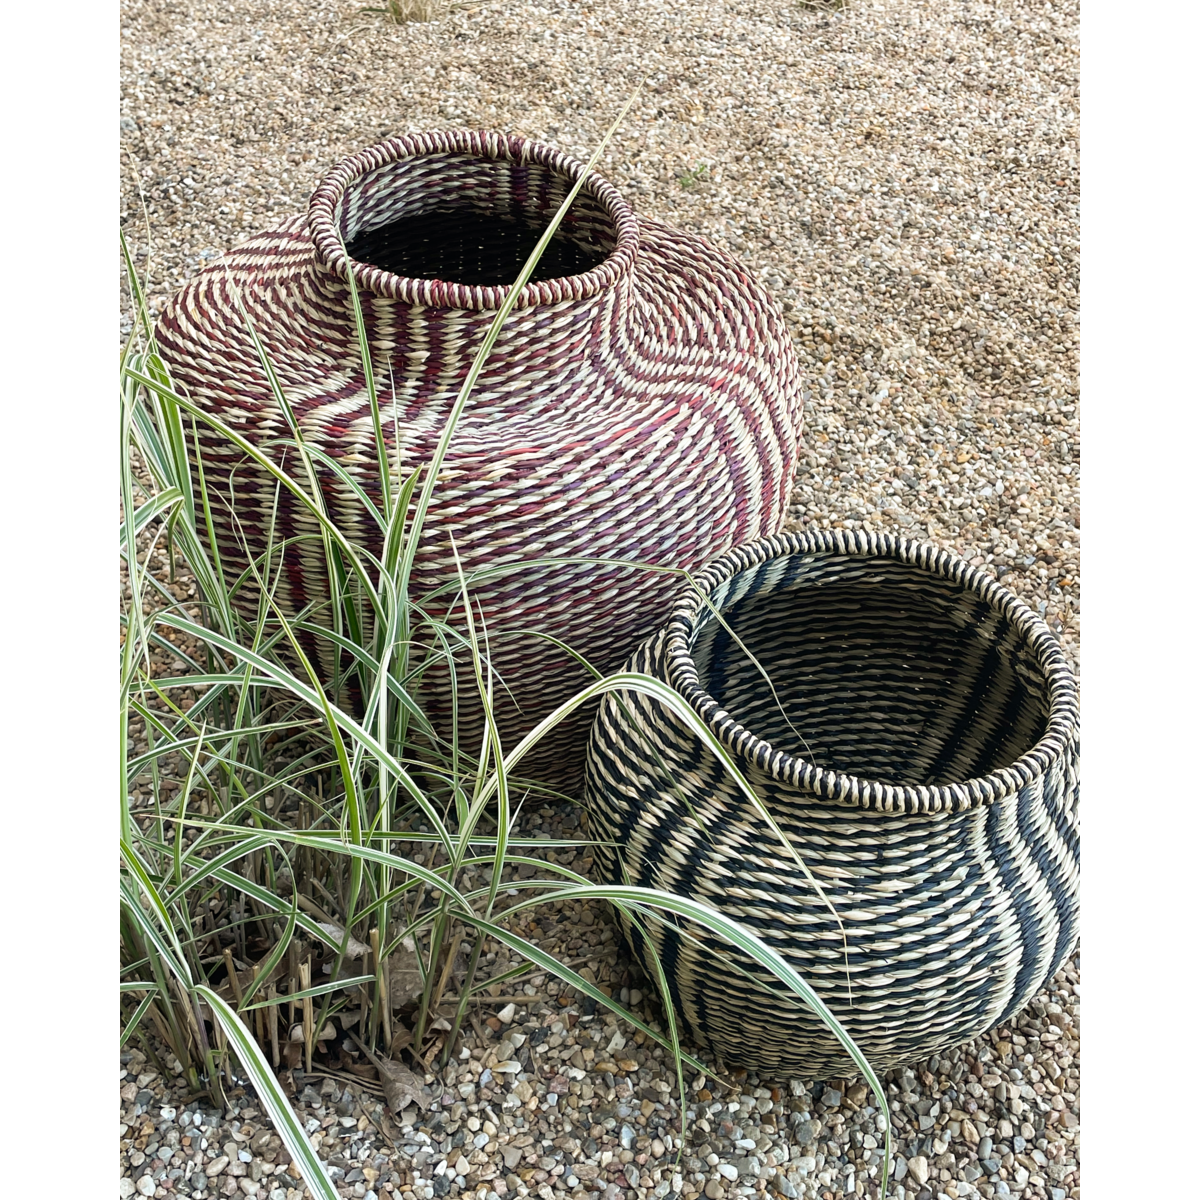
xmin=584 ymin=530 xmax=1080 ymax=1078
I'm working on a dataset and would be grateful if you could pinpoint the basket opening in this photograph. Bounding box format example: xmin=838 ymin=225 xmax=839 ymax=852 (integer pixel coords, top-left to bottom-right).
xmin=340 ymin=151 xmax=615 ymax=286
xmin=691 ymin=555 xmax=1052 ymax=788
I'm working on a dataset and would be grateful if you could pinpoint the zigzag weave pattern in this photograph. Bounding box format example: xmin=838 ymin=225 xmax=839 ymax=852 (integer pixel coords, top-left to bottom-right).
xmin=154 ymin=131 xmax=803 ymax=787
xmin=584 ymin=530 xmax=1080 ymax=1077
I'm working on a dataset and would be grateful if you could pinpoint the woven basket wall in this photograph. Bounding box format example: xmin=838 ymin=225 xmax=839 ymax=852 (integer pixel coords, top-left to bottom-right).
xmin=154 ymin=131 xmax=802 ymax=790
xmin=584 ymin=530 xmax=1080 ymax=1078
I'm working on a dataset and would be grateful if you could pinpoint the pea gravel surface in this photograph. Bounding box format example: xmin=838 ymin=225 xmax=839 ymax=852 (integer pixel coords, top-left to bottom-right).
xmin=119 ymin=1 xmax=1080 ymax=1199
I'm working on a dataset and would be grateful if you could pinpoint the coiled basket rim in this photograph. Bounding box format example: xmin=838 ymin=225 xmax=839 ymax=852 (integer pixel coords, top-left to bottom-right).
xmin=663 ymin=529 xmax=1079 ymax=813
xmin=307 ymin=129 xmax=640 ymax=312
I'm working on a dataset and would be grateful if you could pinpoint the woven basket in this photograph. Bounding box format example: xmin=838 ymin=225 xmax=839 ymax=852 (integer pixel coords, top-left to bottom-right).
xmin=584 ymin=530 xmax=1079 ymax=1077
xmin=154 ymin=130 xmax=802 ymax=788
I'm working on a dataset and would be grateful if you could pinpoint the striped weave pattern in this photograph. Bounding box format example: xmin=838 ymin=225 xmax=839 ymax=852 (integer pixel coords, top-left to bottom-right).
xmin=584 ymin=530 xmax=1080 ymax=1077
xmin=154 ymin=131 xmax=803 ymax=786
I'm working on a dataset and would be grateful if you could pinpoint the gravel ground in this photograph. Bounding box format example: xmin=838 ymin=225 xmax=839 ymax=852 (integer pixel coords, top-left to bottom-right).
xmin=119 ymin=1 xmax=1080 ymax=1198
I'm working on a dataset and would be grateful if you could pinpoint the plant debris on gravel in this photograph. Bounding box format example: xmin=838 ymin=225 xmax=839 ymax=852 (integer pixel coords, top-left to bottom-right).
xmin=119 ymin=1 xmax=1080 ymax=1199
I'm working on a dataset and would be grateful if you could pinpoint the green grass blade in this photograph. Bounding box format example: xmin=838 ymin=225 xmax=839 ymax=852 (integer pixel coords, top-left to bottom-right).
xmin=120 ymin=228 xmax=158 ymax=355
xmin=121 ymin=992 xmax=159 ymax=1047
xmin=615 ymin=903 xmax=689 ymax=1148
xmin=160 ymin=832 xmax=276 ymax=908
xmin=474 ymin=669 xmax=846 ymax=946
xmin=238 ymin=976 xmax=375 ymax=1011
xmin=154 ymin=611 xmax=453 ymax=851
xmin=119 ymin=487 xmax=183 ymax=546
xmin=341 ymin=248 xmax=392 ymax=522
xmin=120 ymin=839 xmax=191 ymax=974
xmin=296 ymin=442 xmax=389 ymax=535
xmin=120 ymin=980 xmax=160 ymax=993
xmin=208 ymin=867 xmax=371 ymax=952
xmin=290 ymin=621 xmax=434 ymax=737
xmin=393 ymin=89 xmax=641 ymax=618
xmin=123 ymin=363 xmax=381 ymax=611
xmin=226 ymin=280 xmax=360 ymax=659
xmin=238 ymin=888 xmax=300 ymax=1011
xmin=505 ymin=884 xmax=892 ymax=1191
xmin=462 ymin=915 xmax=710 ymax=1075
xmin=258 ymin=833 xmax=473 ymax=907
xmin=119 ymin=878 xmax=191 ymax=986
xmin=196 ymin=986 xmax=340 ymax=1200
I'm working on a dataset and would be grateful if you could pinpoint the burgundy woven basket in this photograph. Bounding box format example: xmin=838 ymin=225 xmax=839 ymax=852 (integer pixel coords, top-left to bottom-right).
xmin=154 ymin=130 xmax=803 ymax=787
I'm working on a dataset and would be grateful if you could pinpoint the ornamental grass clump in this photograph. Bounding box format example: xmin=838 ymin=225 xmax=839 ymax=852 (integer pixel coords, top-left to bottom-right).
xmin=119 ymin=106 xmax=894 ymax=1199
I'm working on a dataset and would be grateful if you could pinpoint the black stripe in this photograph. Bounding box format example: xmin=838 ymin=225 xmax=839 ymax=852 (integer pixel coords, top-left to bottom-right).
xmin=989 ymin=783 xmax=1046 ymax=1024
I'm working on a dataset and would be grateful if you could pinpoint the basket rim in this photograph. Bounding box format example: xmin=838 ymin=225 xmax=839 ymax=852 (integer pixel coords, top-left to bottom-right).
xmin=662 ymin=529 xmax=1079 ymax=812
xmin=307 ymin=129 xmax=639 ymax=312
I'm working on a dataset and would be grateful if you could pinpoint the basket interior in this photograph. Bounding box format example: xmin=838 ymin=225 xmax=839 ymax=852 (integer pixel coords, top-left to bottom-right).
xmin=340 ymin=151 xmax=615 ymax=286
xmin=690 ymin=555 xmax=1052 ymax=788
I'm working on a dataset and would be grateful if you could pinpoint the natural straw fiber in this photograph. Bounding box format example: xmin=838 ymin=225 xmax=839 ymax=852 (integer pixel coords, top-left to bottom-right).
xmin=154 ymin=131 xmax=802 ymax=788
xmin=584 ymin=530 xmax=1080 ymax=1077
